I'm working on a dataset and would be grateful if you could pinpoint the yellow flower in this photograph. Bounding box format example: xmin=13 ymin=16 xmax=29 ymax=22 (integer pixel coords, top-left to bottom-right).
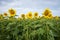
xmin=48 ymin=13 xmax=52 ymax=17
xmin=4 ymin=12 xmax=8 ymax=16
xmin=26 ymin=12 xmax=32 ymax=19
xmin=47 ymin=13 xmax=52 ymax=17
xmin=34 ymin=12 xmax=38 ymax=18
xmin=48 ymin=13 xmax=53 ymax=18
xmin=44 ymin=16 xmax=49 ymax=19
xmin=43 ymin=8 xmax=51 ymax=16
xmin=42 ymin=15 xmax=51 ymax=19
xmin=55 ymin=16 xmax=59 ymax=20
xmin=0 ymin=14 xmax=3 ymax=19
xmin=8 ymin=8 xmax=16 ymax=16
xmin=21 ymin=14 xmax=25 ymax=19
xmin=41 ymin=15 xmax=46 ymax=18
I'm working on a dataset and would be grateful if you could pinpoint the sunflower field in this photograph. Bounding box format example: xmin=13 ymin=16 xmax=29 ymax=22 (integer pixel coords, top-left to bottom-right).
xmin=0 ymin=8 xmax=60 ymax=40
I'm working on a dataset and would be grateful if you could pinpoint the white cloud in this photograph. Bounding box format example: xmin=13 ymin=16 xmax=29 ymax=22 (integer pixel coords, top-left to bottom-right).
xmin=0 ymin=0 xmax=60 ymax=16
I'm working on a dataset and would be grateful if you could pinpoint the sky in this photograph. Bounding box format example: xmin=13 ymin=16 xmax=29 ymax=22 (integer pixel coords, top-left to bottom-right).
xmin=0 ymin=0 xmax=60 ymax=16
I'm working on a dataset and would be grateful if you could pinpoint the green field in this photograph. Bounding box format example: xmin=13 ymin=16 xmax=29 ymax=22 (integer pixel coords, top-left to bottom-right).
xmin=0 ymin=17 xmax=60 ymax=40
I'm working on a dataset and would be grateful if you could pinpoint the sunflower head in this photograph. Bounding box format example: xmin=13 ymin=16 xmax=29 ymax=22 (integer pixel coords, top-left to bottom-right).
xmin=26 ymin=12 xmax=32 ymax=19
xmin=44 ymin=16 xmax=48 ymax=19
xmin=0 ymin=14 xmax=3 ymax=19
xmin=43 ymin=8 xmax=51 ymax=16
xmin=34 ymin=12 xmax=38 ymax=18
xmin=21 ymin=14 xmax=25 ymax=19
xmin=42 ymin=15 xmax=50 ymax=19
xmin=8 ymin=8 xmax=16 ymax=17
xmin=4 ymin=12 xmax=8 ymax=17
xmin=55 ymin=16 xmax=59 ymax=20
xmin=48 ymin=13 xmax=52 ymax=17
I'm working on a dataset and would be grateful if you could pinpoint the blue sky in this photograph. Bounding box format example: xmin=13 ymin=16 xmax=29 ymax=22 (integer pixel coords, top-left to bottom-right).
xmin=0 ymin=0 xmax=60 ymax=16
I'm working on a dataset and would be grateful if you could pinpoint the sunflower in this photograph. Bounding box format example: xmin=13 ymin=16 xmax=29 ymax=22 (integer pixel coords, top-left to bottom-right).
xmin=4 ymin=12 xmax=8 ymax=17
xmin=41 ymin=15 xmax=46 ymax=18
xmin=55 ymin=16 xmax=59 ymax=20
xmin=44 ymin=16 xmax=49 ymax=19
xmin=48 ymin=13 xmax=52 ymax=17
xmin=42 ymin=15 xmax=51 ymax=19
xmin=26 ymin=12 xmax=32 ymax=19
xmin=8 ymin=8 xmax=16 ymax=17
xmin=0 ymin=14 xmax=3 ymax=19
xmin=43 ymin=8 xmax=51 ymax=16
xmin=21 ymin=14 xmax=25 ymax=19
xmin=34 ymin=12 xmax=38 ymax=18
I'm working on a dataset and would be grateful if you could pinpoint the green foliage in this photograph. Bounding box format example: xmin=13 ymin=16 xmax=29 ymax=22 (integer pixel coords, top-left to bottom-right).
xmin=0 ymin=17 xmax=60 ymax=40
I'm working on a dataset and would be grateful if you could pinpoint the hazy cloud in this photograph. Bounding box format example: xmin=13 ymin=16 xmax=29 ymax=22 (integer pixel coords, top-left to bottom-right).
xmin=0 ymin=0 xmax=60 ymax=16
